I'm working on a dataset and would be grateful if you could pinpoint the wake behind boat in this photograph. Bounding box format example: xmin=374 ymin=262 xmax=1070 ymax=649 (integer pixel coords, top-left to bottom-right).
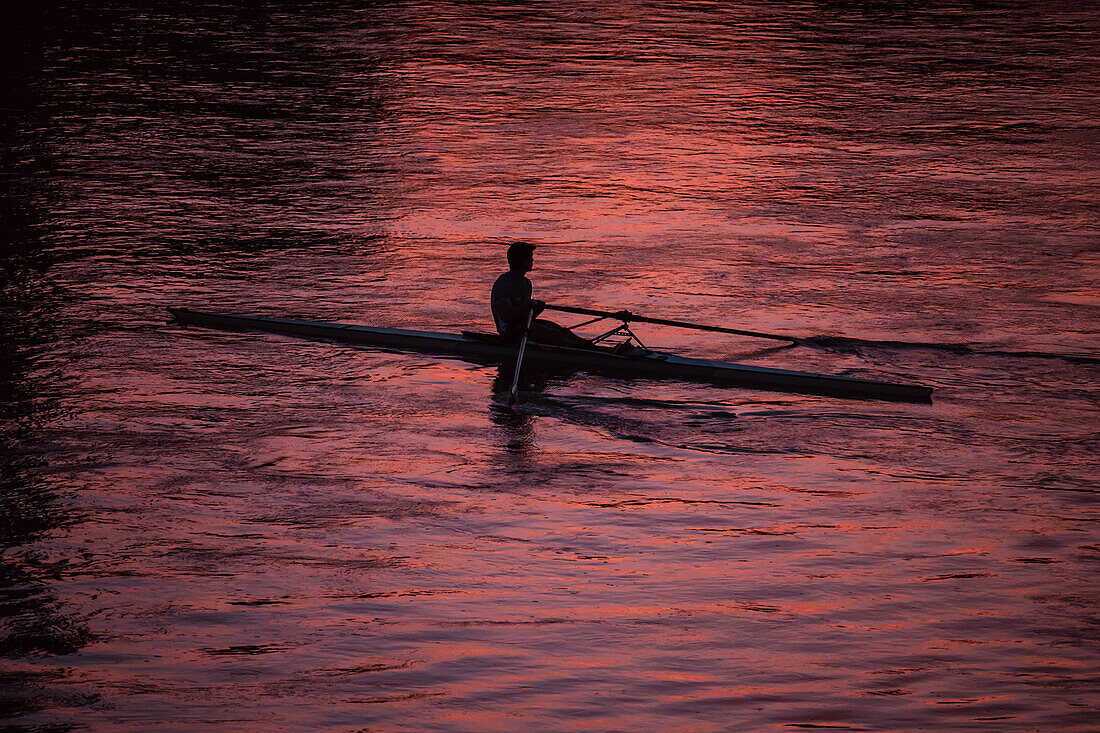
xmin=168 ymin=307 xmax=933 ymax=403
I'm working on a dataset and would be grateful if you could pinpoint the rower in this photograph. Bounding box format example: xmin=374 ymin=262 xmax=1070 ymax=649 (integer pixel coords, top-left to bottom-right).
xmin=491 ymin=242 xmax=595 ymax=349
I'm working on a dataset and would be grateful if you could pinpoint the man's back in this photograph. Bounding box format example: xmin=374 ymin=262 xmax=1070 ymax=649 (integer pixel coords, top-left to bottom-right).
xmin=491 ymin=270 xmax=531 ymax=336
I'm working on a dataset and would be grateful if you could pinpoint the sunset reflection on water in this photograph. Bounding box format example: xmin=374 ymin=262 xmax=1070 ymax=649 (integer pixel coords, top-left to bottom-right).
xmin=1 ymin=2 xmax=1098 ymax=731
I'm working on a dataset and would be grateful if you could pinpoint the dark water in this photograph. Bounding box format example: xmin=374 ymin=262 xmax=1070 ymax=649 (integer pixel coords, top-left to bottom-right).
xmin=2 ymin=2 xmax=1098 ymax=730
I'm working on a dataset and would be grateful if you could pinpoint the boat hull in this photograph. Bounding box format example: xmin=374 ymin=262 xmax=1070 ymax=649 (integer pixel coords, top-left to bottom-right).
xmin=169 ymin=308 xmax=933 ymax=403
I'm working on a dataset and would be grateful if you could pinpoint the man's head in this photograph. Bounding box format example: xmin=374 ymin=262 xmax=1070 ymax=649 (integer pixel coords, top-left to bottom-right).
xmin=507 ymin=241 xmax=536 ymax=273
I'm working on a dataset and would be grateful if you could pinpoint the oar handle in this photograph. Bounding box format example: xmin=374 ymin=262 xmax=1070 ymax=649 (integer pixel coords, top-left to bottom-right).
xmin=544 ymin=303 xmax=799 ymax=343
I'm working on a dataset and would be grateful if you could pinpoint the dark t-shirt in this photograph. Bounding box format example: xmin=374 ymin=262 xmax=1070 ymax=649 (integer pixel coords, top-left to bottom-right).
xmin=491 ymin=270 xmax=532 ymax=335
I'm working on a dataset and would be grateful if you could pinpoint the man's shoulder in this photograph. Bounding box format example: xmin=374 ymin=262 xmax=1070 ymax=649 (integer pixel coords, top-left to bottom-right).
xmin=492 ymin=271 xmax=527 ymax=289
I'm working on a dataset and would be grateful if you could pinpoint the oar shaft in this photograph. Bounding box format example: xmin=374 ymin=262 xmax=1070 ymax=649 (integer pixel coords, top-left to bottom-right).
xmin=544 ymin=303 xmax=798 ymax=343
xmin=508 ymin=309 xmax=535 ymax=404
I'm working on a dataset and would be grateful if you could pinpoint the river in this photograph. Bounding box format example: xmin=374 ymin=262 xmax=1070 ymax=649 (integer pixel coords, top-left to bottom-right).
xmin=1 ymin=2 xmax=1097 ymax=730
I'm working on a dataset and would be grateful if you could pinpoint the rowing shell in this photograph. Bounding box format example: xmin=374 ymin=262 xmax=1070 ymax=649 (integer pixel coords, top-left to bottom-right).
xmin=169 ymin=308 xmax=933 ymax=403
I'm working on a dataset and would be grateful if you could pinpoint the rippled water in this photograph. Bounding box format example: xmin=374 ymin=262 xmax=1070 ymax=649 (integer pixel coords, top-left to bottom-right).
xmin=2 ymin=2 xmax=1098 ymax=730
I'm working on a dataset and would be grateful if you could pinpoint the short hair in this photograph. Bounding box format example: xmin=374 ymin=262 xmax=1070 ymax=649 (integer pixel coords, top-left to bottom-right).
xmin=507 ymin=241 xmax=536 ymax=269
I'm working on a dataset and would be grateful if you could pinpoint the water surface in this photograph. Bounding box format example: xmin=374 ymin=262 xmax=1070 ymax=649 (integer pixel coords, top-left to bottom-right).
xmin=2 ymin=2 xmax=1098 ymax=730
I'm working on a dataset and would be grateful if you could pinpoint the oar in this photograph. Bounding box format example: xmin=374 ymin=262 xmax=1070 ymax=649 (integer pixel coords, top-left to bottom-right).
xmin=508 ymin=309 xmax=536 ymax=405
xmin=544 ymin=303 xmax=802 ymax=344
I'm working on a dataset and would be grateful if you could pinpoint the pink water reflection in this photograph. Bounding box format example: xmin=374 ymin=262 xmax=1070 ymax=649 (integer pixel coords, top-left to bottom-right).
xmin=3 ymin=1 xmax=1099 ymax=730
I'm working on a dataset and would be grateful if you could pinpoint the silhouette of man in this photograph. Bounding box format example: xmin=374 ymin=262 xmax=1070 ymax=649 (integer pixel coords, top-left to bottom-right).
xmin=491 ymin=242 xmax=594 ymax=349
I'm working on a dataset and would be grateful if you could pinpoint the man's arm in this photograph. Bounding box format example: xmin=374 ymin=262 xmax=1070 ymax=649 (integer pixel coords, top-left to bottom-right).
xmin=493 ymin=287 xmax=544 ymax=324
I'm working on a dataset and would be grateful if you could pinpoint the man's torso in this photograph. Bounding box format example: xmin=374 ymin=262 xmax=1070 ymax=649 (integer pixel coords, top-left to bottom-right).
xmin=491 ymin=271 xmax=531 ymax=335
